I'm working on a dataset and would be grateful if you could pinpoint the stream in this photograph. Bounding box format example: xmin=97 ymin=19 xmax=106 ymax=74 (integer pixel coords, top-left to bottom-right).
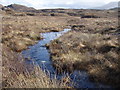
xmin=22 ymin=29 xmax=112 ymax=88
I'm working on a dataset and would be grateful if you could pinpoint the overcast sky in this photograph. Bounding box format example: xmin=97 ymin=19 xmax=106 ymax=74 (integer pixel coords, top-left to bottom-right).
xmin=0 ymin=0 xmax=119 ymax=9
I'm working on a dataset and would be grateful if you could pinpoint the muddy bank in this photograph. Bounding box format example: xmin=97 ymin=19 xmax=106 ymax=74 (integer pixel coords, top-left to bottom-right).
xmin=48 ymin=17 xmax=120 ymax=87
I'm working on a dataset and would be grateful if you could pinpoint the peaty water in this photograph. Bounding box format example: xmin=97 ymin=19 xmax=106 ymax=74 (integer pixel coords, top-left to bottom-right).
xmin=22 ymin=29 xmax=112 ymax=88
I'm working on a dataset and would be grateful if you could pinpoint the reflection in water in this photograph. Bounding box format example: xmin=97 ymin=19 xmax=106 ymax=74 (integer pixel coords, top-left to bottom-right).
xmin=22 ymin=29 xmax=111 ymax=88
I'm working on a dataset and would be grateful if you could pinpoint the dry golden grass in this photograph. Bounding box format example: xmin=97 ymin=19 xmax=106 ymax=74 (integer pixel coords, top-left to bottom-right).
xmin=2 ymin=15 xmax=78 ymax=52
xmin=7 ymin=66 xmax=69 ymax=88
xmin=48 ymin=17 xmax=120 ymax=87
xmin=2 ymin=44 xmax=70 ymax=88
xmin=1 ymin=8 xmax=119 ymax=88
xmin=1 ymin=11 xmax=78 ymax=88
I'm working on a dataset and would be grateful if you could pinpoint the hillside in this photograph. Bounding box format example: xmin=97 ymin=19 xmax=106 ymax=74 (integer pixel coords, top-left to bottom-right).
xmin=93 ymin=2 xmax=118 ymax=9
xmin=6 ymin=4 xmax=36 ymax=12
xmin=0 ymin=4 xmax=3 ymax=9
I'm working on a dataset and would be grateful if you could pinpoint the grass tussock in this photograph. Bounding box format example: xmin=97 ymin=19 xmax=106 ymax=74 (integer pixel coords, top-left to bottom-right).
xmin=2 ymin=11 xmax=78 ymax=88
xmin=1 ymin=7 xmax=119 ymax=88
xmin=48 ymin=22 xmax=120 ymax=87
xmin=7 ymin=66 xmax=69 ymax=88
xmin=2 ymin=15 xmax=78 ymax=52
xmin=2 ymin=45 xmax=70 ymax=88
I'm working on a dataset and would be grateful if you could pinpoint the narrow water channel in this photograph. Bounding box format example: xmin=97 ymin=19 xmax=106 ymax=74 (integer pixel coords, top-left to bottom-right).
xmin=22 ymin=29 xmax=111 ymax=88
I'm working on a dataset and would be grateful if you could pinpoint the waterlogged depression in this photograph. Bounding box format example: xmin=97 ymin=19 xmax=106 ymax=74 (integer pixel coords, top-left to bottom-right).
xmin=22 ymin=29 xmax=111 ymax=88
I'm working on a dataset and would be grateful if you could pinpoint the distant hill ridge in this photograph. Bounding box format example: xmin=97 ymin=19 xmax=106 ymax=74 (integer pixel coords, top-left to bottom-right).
xmin=0 ymin=4 xmax=3 ymax=9
xmin=1 ymin=3 xmax=119 ymax=12
xmin=93 ymin=2 xmax=119 ymax=9
xmin=6 ymin=4 xmax=36 ymax=12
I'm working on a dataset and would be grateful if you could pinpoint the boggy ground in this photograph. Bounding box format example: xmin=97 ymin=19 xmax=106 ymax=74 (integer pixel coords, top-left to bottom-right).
xmin=2 ymin=44 xmax=70 ymax=88
xmin=1 ymin=7 xmax=119 ymax=88
xmin=1 ymin=10 xmax=75 ymax=88
xmin=48 ymin=15 xmax=120 ymax=87
xmin=2 ymin=15 xmax=73 ymax=52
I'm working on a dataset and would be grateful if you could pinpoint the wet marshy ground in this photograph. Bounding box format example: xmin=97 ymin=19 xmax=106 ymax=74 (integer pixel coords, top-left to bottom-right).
xmin=22 ymin=29 xmax=112 ymax=88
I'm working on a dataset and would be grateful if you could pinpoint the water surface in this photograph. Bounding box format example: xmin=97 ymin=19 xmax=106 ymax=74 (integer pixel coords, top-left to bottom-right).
xmin=22 ymin=29 xmax=111 ymax=88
